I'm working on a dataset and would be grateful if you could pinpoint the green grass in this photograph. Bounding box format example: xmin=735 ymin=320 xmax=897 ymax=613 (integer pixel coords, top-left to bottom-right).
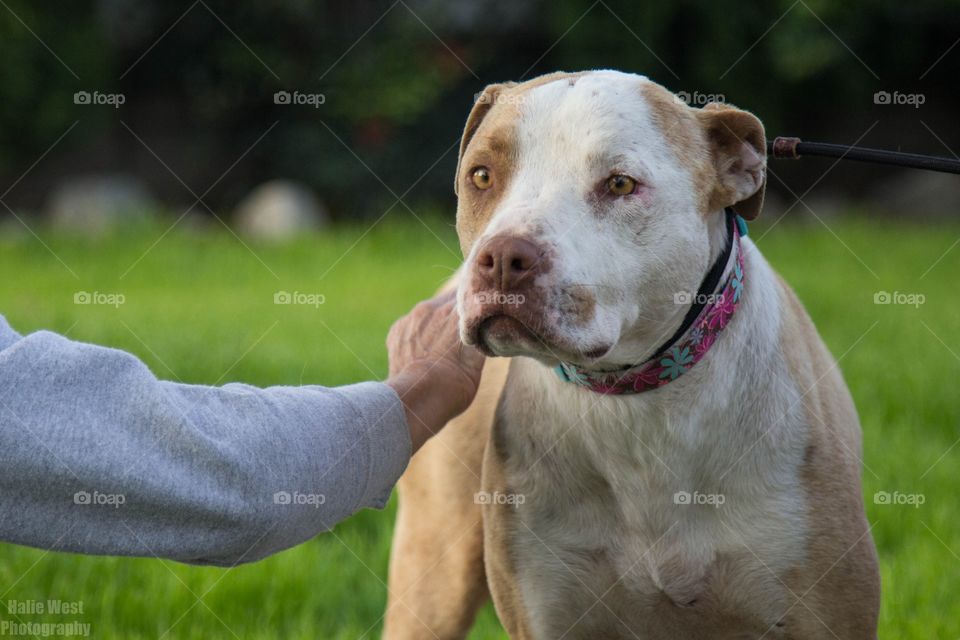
xmin=0 ymin=213 xmax=958 ymax=638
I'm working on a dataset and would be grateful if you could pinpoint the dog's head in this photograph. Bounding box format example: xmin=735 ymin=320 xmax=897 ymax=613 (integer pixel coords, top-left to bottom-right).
xmin=455 ymin=70 xmax=766 ymax=368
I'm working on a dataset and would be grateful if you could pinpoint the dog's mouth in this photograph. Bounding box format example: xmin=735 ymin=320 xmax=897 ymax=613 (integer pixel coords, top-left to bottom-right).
xmin=468 ymin=311 xmax=611 ymax=364
xmin=460 ymin=280 xmax=614 ymax=364
xmin=475 ymin=314 xmax=539 ymax=356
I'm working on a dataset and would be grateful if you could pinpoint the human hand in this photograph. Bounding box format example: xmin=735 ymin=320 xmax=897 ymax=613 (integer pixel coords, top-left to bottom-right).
xmin=385 ymin=291 xmax=485 ymax=452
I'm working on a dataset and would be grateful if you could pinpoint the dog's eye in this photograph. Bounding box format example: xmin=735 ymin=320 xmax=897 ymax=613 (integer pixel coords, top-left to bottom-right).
xmin=606 ymin=175 xmax=637 ymax=196
xmin=471 ymin=167 xmax=493 ymax=190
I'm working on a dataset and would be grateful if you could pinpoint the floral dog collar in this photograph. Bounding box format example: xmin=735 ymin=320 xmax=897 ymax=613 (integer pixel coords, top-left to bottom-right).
xmin=554 ymin=211 xmax=745 ymax=395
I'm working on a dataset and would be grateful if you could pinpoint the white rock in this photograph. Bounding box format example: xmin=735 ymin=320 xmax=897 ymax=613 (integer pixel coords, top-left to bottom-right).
xmin=47 ymin=175 xmax=155 ymax=234
xmin=234 ymin=180 xmax=328 ymax=240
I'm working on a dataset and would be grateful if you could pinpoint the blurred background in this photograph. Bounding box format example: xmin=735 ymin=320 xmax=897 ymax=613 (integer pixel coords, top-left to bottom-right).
xmin=2 ymin=0 xmax=960 ymax=230
xmin=1 ymin=1 xmax=959 ymax=638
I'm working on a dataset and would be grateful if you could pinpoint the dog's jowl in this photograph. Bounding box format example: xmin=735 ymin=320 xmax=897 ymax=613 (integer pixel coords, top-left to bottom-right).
xmin=384 ymin=70 xmax=880 ymax=640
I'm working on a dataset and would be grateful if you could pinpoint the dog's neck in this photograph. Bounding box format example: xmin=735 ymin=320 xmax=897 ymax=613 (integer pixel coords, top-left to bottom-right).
xmin=511 ymin=229 xmax=782 ymax=424
xmin=552 ymin=209 xmax=747 ymax=395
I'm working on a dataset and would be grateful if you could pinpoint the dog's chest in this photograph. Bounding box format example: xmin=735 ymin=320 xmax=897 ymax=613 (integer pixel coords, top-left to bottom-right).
xmin=489 ymin=361 xmax=810 ymax=638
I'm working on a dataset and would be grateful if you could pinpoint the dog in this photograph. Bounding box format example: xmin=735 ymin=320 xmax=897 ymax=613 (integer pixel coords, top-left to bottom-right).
xmin=383 ymin=70 xmax=879 ymax=639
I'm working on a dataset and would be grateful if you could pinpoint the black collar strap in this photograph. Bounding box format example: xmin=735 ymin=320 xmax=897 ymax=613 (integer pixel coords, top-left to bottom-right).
xmin=647 ymin=208 xmax=738 ymax=361
xmin=553 ymin=210 xmax=746 ymax=394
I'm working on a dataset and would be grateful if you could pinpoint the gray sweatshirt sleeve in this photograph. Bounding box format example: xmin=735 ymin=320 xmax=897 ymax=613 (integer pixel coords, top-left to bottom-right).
xmin=0 ymin=314 xmax=411 ymax=566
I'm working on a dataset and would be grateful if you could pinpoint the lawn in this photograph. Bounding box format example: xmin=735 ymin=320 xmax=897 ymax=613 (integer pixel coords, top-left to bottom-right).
xmin=0 ymin=212 xmax=958 ymax=638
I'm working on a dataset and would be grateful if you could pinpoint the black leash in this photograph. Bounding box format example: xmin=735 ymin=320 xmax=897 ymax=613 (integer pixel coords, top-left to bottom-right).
xmin=767 ymin=137 xmax=960 ymax=175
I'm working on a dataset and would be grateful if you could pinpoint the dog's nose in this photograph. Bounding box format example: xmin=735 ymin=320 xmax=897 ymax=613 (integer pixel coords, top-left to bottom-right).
xmin=475 ymin=235 xmax=544 ymax=291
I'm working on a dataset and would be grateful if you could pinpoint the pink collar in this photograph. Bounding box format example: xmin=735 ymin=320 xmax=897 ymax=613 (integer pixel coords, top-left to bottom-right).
xmin=554 ymin=217 xmax=745 ymax=395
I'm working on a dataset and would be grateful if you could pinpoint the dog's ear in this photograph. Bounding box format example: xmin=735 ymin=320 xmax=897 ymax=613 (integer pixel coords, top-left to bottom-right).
xmin=696 ymin=102 xmax=766 ymax=220
xmin=454 ymin=83 xmax=514 ymax=195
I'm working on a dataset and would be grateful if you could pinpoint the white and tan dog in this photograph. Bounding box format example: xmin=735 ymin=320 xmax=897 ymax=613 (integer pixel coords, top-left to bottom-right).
xmin=384 ymin=70 xmax=879 ymax=639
